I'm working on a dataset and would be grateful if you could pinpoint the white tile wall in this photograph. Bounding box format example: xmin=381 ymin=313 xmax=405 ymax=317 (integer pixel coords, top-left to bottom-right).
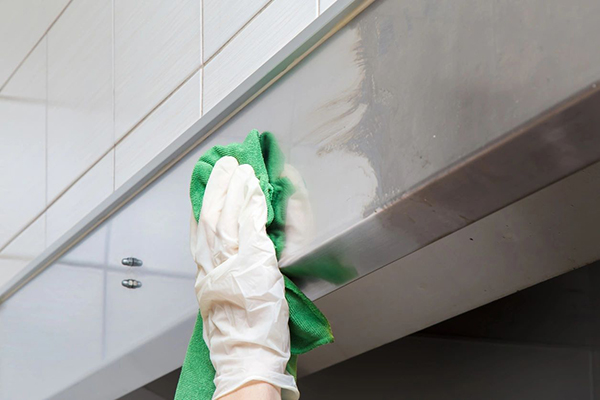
xmin=0 ymin=39 xmax=47 ymax=248
xmin=203 ymin=0 xmax=316 ymax=112
xmin=320 ymin=0 xmax=338 ymax=13
xmin=114 ymin=0 xmax=201 ymax=140
xmin=203 ymin=0 xmax=269 ymax=61
xmin=115 ymin=71 xmax=201 ymax=188
xmin=46 ymin=150 xmax=114 ymax=245
xmin=0 ymin=0 xmax=69 ymax=88
xmin=0 ymin=214 xmax=46 ymax=289
xmin=47 ymin=0 xmax=113 ymax=202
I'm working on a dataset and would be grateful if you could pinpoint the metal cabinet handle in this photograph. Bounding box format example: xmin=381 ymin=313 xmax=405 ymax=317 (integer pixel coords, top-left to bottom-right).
xmin=121 ymin=257 xmax=143 ymax=267
xmin=122 ymin=279 xmax=142 ymax=289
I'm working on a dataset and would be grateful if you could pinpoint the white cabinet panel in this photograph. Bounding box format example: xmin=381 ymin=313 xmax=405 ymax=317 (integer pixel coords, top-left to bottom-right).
xmin=104 ymin=271 xmax=196 ymax=358
xmin=108 ymin=152 xmax=197 ymax=277
xmin=203 ymin=0 xmax=316 ymax=112
xmin=0 ymin=0 xmax=69 ymax=87
xmin=0 ymin=214 xmax=45 ymax=289
xmin=47 ymin=0 xmax=113 ymax=202
xmin=115 ymin=71 xmax=201 ymax=189
xmin=0 ymin=263 xmax=104 ymax=400
xmin=47 ymin=151 xmax=114 ymax=246
xmin=203 ymin=0 xmax=269 ymax=61
xmin=114 ymin=0 xmax=201 ymax=140
xmin=0 ymin=39 xmax=46 ymax=248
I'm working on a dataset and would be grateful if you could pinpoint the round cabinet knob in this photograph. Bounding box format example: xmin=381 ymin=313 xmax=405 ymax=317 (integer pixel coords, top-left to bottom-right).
xmin=121 ymin=257 xmax=143 ymax=267
xmin=122 ymin=279 xmax=142 ymax=289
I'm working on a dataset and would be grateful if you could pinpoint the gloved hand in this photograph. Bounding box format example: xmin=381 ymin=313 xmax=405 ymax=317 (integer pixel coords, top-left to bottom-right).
xmin=190 ymin=156 xmax=299 ymax=400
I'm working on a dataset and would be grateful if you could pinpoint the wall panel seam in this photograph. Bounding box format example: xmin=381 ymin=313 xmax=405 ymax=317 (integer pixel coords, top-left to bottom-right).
xmin=0 ymin=0 xmax=75 ymax=92
xmin=202 ymin=0 xmax=274 ymax=65
xmin=112 ymin=0 xmax=116 ymax=192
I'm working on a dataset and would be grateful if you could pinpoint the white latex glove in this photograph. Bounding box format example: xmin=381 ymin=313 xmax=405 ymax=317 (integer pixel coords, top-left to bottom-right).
xmin=190 ymin=156 xmax=299 ymax=400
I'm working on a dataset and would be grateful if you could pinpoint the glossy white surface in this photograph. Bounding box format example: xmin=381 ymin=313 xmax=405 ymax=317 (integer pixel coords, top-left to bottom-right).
xmin=0 ymin=263 xmax=104 ymax=400
xmin=0 ymin=0 xmax=69 ymax=87
xmin=46 ymin=0 xmax=113 ymax=202
xmin=203 ymin=0 xmax=269 ymax=61
xmin=104 ymin=271 xmax=197 ymax=358
xmin=109 ymin=150 xmax=198 ymax=277
xmin=114 ymin=0 xmax=201 ymax=140
xmin=115 ymin=72 xmax=201 ymax=188
xmin=0 ymin=39 xmax=47 ymax=249
xmin=46 ymin=151 xmax=114 ymax=246
xmin=0 ymin=214 xmax=46 ymax=289
xmin=203 ymin=0 xmax=316 ymax=112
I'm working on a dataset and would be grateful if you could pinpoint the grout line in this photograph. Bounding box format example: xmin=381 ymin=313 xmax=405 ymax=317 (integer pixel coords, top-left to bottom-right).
xmin=113 ymin=66 xmax=202 ymax=147
xmin=43 ymin=213 xmax=47 ymax=249
xmin=44 ymin=36 xmax=49 ymax=249
xmin=201 ymin=0 xmax=204 ymax=64
xmin=0 ymin=0 xmax=74 ymax=92
xmin=317 ymin=0 xmax=321 ymax=16
xmin=45 ymin=37 xmax=49 ymax=211
xmin=112 ymin=0 xmax=116 ymax=192
xmin=203 ymin=0 xmax=274 ymax=65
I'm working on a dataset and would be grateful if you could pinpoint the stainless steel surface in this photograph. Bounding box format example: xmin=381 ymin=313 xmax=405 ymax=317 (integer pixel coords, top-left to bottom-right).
xmin=121 ymin=279 xmax=142 ymax=289
xmin=300 ymin=160 xmax=600 ymax=376
xmin=3 ymin=0 xmax=600 ymax=398
xmin=289 ymin=81 xmax=600 ymax=299
xmin=121 ymin=257 xmax=143 ymax=267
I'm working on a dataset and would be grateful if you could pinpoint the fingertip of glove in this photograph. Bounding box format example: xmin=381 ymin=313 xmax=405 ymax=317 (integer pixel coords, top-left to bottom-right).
xmin=215 ymin=156 xmax=239 ymax=170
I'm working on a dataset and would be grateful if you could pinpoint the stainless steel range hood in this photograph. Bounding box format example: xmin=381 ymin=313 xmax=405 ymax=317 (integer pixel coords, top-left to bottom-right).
xmin=3 ymin=0 xmax=600 ymax=398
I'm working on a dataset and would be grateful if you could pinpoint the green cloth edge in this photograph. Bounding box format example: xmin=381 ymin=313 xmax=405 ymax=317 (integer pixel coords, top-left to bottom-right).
xmin=175 ymin=130 xmax=334 ymax=400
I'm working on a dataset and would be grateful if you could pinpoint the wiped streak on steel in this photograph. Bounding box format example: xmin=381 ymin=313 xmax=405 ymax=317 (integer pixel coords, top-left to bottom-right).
xmin=283 ymin=82 xmax=600 ymax=300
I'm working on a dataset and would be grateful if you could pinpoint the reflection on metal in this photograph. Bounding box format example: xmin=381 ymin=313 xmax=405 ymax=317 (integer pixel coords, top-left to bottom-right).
xmin=288 ymin=81 xmax=600 ymax=299
xmin=121 ymin=257 xmax=143 ymax=267
xmin=121 ymin=279 xmax=142 ymax=289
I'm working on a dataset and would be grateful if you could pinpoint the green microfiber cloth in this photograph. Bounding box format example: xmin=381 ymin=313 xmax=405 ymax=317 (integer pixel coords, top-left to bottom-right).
xmin=175 ymin=130 xmax=334 ymax=400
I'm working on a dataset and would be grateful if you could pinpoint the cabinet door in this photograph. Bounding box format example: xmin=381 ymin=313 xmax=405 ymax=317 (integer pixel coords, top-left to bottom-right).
xmin=104 ymin=153 xmax=199 ymax=358
xmin=0 ymin=228 xmax=106 ymax=400
xmin=104 ymin=270 xmax=197 ymax=358
xmin=106 ymin=153 xmax=198 ymax=278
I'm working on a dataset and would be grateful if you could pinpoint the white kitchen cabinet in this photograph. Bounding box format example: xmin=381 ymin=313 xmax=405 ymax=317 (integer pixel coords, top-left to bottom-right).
xmin=0 ymin=254 xmax=104 ymax=399
xmin=104 ymin=271 xmax=196 ymax=358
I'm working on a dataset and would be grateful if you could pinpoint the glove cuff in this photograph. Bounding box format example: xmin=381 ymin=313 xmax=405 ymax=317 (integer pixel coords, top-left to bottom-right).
xmin=213 ymin=367 xmax=299 ymax=400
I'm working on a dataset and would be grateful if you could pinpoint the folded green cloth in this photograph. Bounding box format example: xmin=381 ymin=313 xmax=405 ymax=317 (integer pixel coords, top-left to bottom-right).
xmin=175 ymin=130 xmax=334 ymax=400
